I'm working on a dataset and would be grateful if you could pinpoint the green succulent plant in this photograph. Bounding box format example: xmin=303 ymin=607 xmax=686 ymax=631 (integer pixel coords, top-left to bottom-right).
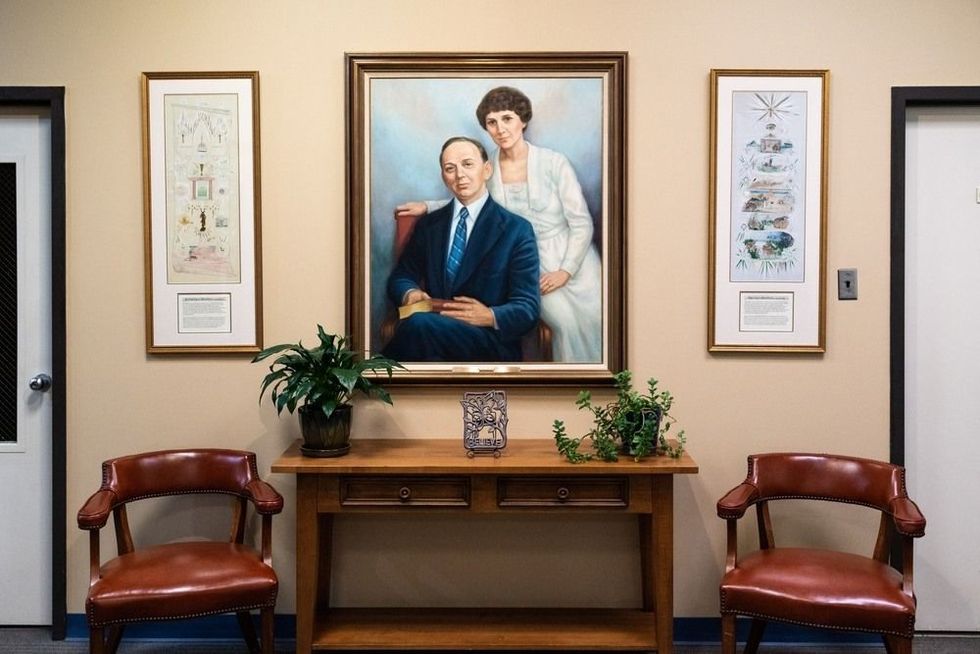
xmin=553 ymin=370 xmax=687 ymax=463
xmin=253 ymin=325 xmax=403 ymax=419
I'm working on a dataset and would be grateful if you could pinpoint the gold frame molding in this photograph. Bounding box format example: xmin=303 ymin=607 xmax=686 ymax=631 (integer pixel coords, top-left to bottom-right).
xmin=708 ymin=68 xmax=828 ymax=353
xmin=141 ymin=71 xmax=263 ymax=354
xmin=346 ymin=52 xmax=627 ymax=386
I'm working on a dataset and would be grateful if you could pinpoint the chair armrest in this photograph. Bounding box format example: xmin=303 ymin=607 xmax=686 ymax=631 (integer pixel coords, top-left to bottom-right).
xmin=889 ymin=496 xmax=926 ymax=537
xmin=244 ymin=479 xmax=284 ymax=515
xmin=77 ymin=489 xmax=117 ymax=530
xmin=717 ymin=482 xmax=759 ymax=519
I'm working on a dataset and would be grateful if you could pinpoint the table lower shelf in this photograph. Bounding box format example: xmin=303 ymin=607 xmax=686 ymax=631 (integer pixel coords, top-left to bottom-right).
xmin=312 ymin=607 xmax=659 ymax=650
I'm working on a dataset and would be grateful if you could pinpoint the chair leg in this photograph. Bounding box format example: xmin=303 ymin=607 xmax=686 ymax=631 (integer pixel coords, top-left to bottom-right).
xmin=744 ymin=619 xmax=766 ymax=654
xmin=237 ymin=611 xmax=261 ymax=654
xmin=883 ymin=634 xmax=913 ymax=654
xmin=105 ymin=625 xmax=124 ymax=654
xmin=89 ymin=626 xmax=105 ymax=654
xmin=721 ymin=614 xmax=737 ymax=654
xmin=261 ymin=606 xmax=276 ymax=654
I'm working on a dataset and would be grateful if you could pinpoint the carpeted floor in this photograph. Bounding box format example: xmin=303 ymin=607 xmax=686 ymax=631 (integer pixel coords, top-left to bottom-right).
xmin=0 ymin=628 xmax=978 ymax=654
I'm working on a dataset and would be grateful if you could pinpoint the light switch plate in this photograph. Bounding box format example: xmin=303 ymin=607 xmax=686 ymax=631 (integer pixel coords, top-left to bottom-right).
xmin=838 ymin=268 xmax=858 ymax=300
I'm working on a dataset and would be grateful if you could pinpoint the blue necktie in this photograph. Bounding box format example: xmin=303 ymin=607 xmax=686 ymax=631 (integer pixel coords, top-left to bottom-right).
xmin=446 ymin=206 xmax=469 ymax=286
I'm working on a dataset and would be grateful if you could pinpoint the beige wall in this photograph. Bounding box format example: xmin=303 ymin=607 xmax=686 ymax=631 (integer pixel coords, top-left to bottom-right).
xmin=2 ymin=0 xmax=978 ymax=618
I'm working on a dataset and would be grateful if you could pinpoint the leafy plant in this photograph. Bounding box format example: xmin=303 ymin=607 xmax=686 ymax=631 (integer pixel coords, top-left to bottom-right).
xmin=553 ymin=370 xmax=687 ymax=462
xmin=253 ymin=325 xmax=403 ymax=418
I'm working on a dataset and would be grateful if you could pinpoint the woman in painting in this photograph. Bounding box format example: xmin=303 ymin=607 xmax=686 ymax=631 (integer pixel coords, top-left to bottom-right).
xmin=397 ymin=86 xmax=603 ymax=363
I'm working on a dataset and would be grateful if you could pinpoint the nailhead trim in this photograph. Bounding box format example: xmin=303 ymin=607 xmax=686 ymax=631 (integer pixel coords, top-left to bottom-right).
xmin=87 ymin=592 xmax=277 ymax=628
xmin=720 ymin=590 xmax=915 ymax=638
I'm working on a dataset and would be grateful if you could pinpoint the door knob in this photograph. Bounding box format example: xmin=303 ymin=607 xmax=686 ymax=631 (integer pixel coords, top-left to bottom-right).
xmin=29 ymin=373 xmax=52 ymax=392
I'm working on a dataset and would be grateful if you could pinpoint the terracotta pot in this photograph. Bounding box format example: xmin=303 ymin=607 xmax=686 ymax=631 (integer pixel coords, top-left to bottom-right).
xmin=298 ymin=404 xmax=352 ymax=457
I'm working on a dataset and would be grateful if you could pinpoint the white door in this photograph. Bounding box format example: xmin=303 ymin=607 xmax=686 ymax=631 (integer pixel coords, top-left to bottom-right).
xmin=905 ymin=105 xmax=980 ymax=631
xmin=0 ymin=108 xmax=53 ymax=625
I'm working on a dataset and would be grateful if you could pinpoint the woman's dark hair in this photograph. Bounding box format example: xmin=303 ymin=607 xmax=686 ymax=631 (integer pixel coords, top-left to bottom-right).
xmin=476 ymin=86 xmax=533 ymax=129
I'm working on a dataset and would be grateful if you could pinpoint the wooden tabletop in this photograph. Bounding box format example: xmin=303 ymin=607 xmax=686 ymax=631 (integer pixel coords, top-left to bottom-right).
xmin=271 ymin=438 xmax=698 ymax=475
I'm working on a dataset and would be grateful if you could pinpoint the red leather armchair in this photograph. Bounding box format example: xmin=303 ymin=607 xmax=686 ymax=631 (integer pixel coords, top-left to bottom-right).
xmin=717 ymin=453 xmax=926 ymax=654
xmin=77 ymin=449 xmax=283 ymax=654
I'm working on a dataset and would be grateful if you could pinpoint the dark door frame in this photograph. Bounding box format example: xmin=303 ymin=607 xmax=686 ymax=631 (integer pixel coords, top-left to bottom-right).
xmin=890 ymin=86 xmax=980 ymax=468
xmin=0 ymin=86 xmax=67 ymax=639
xmin=891 ymin=85 xmax=980 ymax=630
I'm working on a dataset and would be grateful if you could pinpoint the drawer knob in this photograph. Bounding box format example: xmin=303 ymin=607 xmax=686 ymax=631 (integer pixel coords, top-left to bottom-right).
xmin=398 ymin=486 xmax=412 ymax=501
xmin=556 ymin=487 xmax=570 ymax=501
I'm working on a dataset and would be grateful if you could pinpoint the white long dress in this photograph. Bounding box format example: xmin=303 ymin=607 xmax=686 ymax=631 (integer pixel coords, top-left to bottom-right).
xmin=425 ymin=143 xmax=603 ymax=363
xmin=489 ymin=143 xmax=603 ymax=363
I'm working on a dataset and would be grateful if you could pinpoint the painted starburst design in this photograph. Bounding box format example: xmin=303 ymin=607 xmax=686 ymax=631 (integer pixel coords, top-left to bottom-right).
xmin=750 ymin=93 xmax=796 ymax=122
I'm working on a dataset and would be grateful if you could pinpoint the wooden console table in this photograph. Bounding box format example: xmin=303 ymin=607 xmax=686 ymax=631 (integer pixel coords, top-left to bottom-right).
xmin=272 ymin=438 xmax=698 ymax=653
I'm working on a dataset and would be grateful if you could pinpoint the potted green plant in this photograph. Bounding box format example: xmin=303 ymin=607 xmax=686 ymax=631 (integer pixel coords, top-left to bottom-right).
xmin=253 ymin=326 xmax=403 ymax=457
xmin=553 ymin=370 xmax=687 ymax=463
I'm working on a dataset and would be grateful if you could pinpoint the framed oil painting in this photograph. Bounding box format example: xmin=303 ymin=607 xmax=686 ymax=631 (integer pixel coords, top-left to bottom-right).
xmin=346 ymin=52 xmax=627 ymax=386
xmin=142 ymin=71 xmax=262 ymax=353
xmin=708 ymin=69 xmax=828 ymax=352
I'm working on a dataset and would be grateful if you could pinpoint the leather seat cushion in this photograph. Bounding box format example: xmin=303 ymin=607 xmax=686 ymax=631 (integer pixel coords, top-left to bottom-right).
xmin=87 ymin=542 xmax=278 ymax=626
xmin=720 ymin=548 xmax=915 ymax=637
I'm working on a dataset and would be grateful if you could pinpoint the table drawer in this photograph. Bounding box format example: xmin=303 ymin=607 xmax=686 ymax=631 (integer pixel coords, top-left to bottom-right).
xmin=340 ymin=476 xmax=470 ymax=507
xmin=497 ymin=477 xmax=629 ymax=508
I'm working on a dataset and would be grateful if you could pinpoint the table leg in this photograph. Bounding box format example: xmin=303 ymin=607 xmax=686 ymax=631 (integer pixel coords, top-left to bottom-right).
xmin=639 ymin=513 xmax=653 ymax=610
xmin=295 ymin=474 xmax=319 ymax=654
xmin=650 ymin=475 xmax=674 ymax=654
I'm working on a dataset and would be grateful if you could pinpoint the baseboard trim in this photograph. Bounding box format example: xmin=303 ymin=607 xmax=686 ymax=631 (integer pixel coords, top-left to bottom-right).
xmin=674 ymin=617 xmax=879 ymax=644
xmin=65 ymin=614 xmax=296 ymax=640
xmin=66 ymin=614 xmax=883 ymax=644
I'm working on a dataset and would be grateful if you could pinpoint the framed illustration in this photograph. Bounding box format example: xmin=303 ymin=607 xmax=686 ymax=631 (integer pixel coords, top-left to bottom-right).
xmin=142 ymin=71 xmax=262 ymax=353
xmin=346 ymin=53 xmax=627 ymax=386
xmin=708 ymin=69 xmax=828 ymax=352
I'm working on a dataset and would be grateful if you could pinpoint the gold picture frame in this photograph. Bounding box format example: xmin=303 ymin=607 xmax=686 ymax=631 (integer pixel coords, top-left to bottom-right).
xmin=141 ymin=71 xmax=262 ymax=354
xmin=346 ymin=52 xmax=627 ymax=385
xmin=708 ymin=69 xmax=829 ymax=352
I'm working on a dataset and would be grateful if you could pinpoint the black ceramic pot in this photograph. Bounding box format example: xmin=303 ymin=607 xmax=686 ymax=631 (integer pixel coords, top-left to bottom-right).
xmin=620 ymin=408 xmax=662 ymax=456
xmin=298 ymin=404 xmax=352 ymax=457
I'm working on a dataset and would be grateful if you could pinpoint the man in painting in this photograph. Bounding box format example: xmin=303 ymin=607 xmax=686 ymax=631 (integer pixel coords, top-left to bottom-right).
xmin=382 ymin=136 xmax=540 ymax=362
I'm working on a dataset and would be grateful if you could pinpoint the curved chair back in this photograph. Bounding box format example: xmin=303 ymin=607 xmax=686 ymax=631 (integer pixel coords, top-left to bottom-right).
xmin=101 ymin=448 xmax=259 ymax=503
xmin=746 ymin=452 xmax=908 ymax=511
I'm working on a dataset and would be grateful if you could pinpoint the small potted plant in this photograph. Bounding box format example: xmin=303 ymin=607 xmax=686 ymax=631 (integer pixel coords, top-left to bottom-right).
xmin=553 ymin=370 xmax=687 ymax=463
xmin=253 ymin=325 xmax=403 ymax=457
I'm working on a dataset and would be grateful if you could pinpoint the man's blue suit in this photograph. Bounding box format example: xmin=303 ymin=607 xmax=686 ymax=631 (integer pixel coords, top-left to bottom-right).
xmin=383 ymin=196 xmax=540 ymax=362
